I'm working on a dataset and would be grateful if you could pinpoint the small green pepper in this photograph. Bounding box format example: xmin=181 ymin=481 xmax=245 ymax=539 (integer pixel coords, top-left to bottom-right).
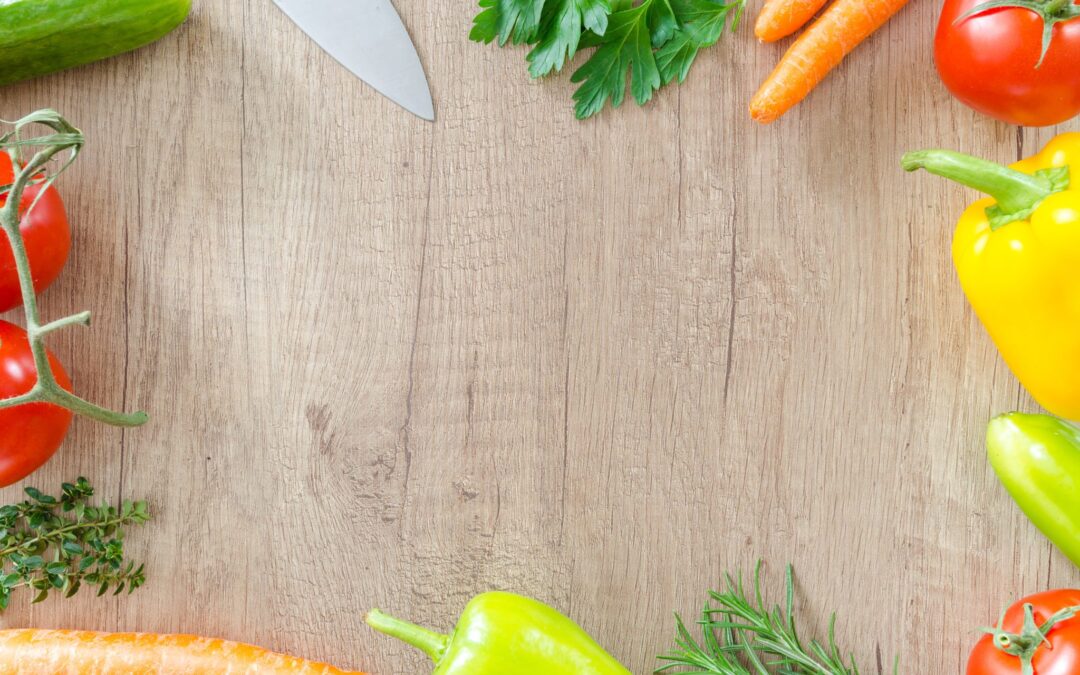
xmin=366 ymin=591 xmax=631 ymax=674
xmin=988 ymin=412 xmax=1080 ymax=569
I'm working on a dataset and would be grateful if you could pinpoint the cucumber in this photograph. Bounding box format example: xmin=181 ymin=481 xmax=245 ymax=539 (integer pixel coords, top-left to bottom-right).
xmin=0 ymin=0 xmax=191 ymax=86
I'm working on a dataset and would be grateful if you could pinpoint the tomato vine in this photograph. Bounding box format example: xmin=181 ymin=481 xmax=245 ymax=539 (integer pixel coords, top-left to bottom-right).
xmin=0 ymin=110 xmax=147 ymax=427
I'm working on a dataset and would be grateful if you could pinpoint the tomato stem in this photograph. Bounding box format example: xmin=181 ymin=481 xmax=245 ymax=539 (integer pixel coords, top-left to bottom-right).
xmin=985 ymin=603 xmax=1080 ymax=675
xmin=0 ymin=110 xmax=148 ymax=427
xmin=955 ymin=0 xmax=1080 ymax=67
xmin=37 ymin=311 xmax=91 ymax=337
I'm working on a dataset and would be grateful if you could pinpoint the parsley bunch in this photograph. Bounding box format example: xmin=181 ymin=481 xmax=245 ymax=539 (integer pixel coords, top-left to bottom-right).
xmin=0 ymin=478 xmax=150 ymax=609
xmin=471 ymin=0 xmax=746 ymax=119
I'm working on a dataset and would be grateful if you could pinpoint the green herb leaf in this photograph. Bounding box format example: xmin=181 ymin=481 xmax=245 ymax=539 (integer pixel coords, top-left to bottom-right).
xmin=656 ymin=563 xmax=877 ymax=675
xmin=527 ymin=0 xmax=611 ymax=77
xmin=647 ymin=0 xmax=679 ymax=46
xmin=471 ymin=0 xmax=548 ymax=45
xmin=24 ymin=487 xmax=56 ymax=505
xmin=571 ymin=1 xmax=661 ymax=118
xmin=473 ymin=0 xmax=747 ymax=118
xmin=656 ymin=0 xmax=744 ymax=85
xmin=0 ymin=479 xmax=150 ymax=611
xmin=44 ymin=562 xmax=67 ymax=575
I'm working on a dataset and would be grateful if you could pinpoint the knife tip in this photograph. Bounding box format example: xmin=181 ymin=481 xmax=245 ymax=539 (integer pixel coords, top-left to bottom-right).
xmin=414 ymin=100 xmax=435 ymax=123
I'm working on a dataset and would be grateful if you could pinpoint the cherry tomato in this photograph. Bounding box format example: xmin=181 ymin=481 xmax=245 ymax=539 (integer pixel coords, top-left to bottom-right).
xmin=0 ymin=151 xmax=72 ymax=313
xmin=968 ymin=589 xmax=1080 ymax=675
xmin=935 ymin=0 xmax=1080 ymax=126
xmin=0 ymin=320 xmax=73 ymax=487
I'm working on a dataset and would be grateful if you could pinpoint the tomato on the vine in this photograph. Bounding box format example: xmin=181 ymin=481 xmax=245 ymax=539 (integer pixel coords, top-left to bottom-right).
xmin=968 ymin=589 xmax=1080 ymax=675
xmin=0 ymin=320 xmax=73 ymax=487
xmin=935 ymin=0 xmax=1080 ymax=126
xmin=0 ymin=151 xmax=71 ymax=313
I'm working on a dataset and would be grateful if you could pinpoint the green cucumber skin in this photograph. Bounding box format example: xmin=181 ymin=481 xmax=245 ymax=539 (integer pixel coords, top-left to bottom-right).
xmin=0 ymin=0 xmax=192 ymax=86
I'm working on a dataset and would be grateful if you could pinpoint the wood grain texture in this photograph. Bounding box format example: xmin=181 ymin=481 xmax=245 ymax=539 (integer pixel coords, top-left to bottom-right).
xmin=1 ymin=0 xmax=1078 ymax=673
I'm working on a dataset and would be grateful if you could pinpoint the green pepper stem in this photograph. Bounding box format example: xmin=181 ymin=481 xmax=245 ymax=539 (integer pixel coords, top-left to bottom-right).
xmin=901 ymin=150 xmax=1053 ymax=214
xmin=366 ymin=609 xmax=450 ymax=663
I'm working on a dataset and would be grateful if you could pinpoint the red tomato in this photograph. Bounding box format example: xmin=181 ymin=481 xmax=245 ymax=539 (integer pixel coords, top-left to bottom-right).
xmin=0 ymin=320 xmax=73 ymax=487
xmin=968 ymin=589 xmax=1080 ymax=675
xmin=0 ymin=152 xmax=72 ymax=313
xmin=935 ymin=0 xmax=1080 ymax=126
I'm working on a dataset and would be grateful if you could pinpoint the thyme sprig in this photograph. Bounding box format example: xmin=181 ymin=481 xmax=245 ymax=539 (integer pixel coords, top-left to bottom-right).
xmin=657 ymin=564 xmax=894 ymax=675
xmin=0 ymin=110 xmax=147 ymax=427
xmin=0 ymin=478 xmax=150 ymax=609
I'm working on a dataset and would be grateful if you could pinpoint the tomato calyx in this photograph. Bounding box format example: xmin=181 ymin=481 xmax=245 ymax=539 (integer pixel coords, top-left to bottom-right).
xmin=956 ymin=0 xmax=1080 ymax=67
xmin=984 ymin=603 xmax=1080 ymax=675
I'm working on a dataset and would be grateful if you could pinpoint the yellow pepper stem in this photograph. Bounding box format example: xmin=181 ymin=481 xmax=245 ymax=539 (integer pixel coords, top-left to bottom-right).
xmin=901 ymin=150 xmax=1060 ymax=215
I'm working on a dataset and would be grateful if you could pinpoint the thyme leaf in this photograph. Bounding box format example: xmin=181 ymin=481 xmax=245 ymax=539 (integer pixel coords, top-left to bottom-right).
xmin=0 ymin=478 xmax=150 ymax=610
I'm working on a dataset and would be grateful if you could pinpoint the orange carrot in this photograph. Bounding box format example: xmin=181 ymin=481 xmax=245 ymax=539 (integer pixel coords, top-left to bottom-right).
xmin=754 ymin=0 xmax=830 ymax=42
xmin=750 ymin=0 xmax=909 ymax=123
xmin=0 ymin=630 xmax=364 ymax=674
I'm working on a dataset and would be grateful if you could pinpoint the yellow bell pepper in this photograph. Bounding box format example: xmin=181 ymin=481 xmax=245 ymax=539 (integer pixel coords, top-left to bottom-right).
xmin=903 ymin=134 xmax=1080 ymax=420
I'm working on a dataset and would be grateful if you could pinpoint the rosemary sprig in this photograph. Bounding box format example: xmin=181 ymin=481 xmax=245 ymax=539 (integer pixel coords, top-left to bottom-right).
xmin=0 ymin=478 xmax=150 ymax=609
xmin=657 ymin=564 xmax=892 ymax=675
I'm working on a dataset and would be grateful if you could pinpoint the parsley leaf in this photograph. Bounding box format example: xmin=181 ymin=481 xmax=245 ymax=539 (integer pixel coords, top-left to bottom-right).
xmin=471 ymin=0 xmax=548 ymax=45
xmin=656 ymin=0 xmax=745 ymax=85
xmin=647 ymin=0 xmax=680 ymax=46
xmin=570 ymin=1 xmax=662 ymax=118
xmin=473 ymin=0 xmax=747 ymax=119
xmin=527 ymin=0 xmax=612 ymax=77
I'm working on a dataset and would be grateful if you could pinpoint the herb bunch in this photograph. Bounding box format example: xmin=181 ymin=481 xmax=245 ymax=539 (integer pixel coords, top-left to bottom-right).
xmin=657 ymin=564 xmax=892 ymax=674
xmin=0 ymin=478 xmax=150 ymax=609
xmin=470 ymin=0 xmax=746 ymax=119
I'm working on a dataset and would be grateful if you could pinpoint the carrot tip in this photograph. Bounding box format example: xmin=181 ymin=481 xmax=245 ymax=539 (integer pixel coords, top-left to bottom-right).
xmin=749 ymin=106 xmax=777 ymax=124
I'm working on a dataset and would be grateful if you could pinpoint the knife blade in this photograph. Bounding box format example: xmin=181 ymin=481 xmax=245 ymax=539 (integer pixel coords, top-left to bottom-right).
xmin=272 ymin=0 xmax=434 ymax=121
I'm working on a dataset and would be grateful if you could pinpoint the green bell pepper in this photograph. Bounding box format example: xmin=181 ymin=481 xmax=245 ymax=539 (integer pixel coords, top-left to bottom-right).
xmin=988 ymin=412 xmax=1080 ymax=568
xmin=367 ymin=591 xmax=631 ymax=674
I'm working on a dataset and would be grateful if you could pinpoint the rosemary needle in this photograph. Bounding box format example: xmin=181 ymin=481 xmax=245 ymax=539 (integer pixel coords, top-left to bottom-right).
xmin=657 ymin=563 xmax=892 ymax=675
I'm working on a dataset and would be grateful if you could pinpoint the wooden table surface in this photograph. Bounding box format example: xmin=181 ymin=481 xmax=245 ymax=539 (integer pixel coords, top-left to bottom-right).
xmin=2 ymin=1 xmax=1078 ymax=673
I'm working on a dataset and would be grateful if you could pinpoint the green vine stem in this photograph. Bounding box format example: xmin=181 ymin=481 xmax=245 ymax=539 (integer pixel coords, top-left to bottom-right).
xmin=0 ymin=110 xmax=147 ymax=427
xmin=984 ymin=603 xmax=1080 ymax=675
